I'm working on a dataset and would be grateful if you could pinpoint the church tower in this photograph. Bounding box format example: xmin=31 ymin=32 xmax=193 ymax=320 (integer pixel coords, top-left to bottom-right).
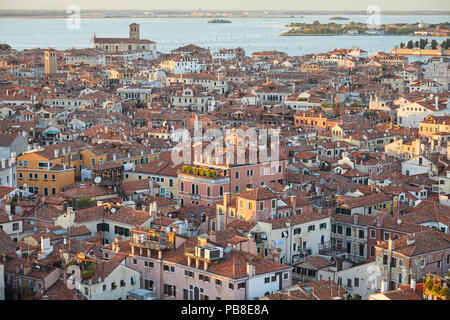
xmin=129 ymin=23 xmax=140 ymax=40
xmin=44 ymin=50 xmax=57 ymax=74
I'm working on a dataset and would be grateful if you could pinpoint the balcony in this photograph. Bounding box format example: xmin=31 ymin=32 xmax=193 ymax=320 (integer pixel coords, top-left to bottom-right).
xmin=189 ymin=193 xmax=200 ymax=200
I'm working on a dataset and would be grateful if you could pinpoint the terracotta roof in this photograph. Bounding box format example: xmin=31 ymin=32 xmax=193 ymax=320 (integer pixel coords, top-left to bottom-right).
xmin=0 ymin=228 xmax=17 ymax=254
xmin=237 ymin=188 xmax=277 ymax=201
xmin=377 ymin=229 xmax=450 ymax=257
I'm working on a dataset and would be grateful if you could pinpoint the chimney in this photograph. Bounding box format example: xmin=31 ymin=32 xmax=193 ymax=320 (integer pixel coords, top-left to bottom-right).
xmin=435 ymin=96 xmax=439 ymax=111
xmin=388 ymin=238 xmax=394 ymax=251
xmin=54 ymin=149 xmax=59 ymax=158
xmin=113 ymin=236 xmax=120 ymax=253
xmin=246 ymin=263 xmax=256 ymax=277
xmin=158 ymin=250 xmax=162 ymax=259
xmin=62 ymin=147 xmax=66 ymax=155
xmin=410 ymin=279 xmax=416 ymax=290
xmin=290 ymin=195 xmax=297 ymax=210
xmin=113 ymin=154 xmax=116 ymax=161
xmin=381 ymin=280 xmax=387 ymax=293
xmin=353 ymin=214 xmax=359 ymax=225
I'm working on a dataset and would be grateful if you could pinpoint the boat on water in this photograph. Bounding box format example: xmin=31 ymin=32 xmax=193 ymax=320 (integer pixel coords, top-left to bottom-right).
xmin=208 ymin=19 xmax=232 ymax=24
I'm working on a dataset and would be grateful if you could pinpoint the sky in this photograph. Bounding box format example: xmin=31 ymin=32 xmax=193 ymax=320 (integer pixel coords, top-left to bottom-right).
xmin=1 ymin=0 xmax=449 ymax=11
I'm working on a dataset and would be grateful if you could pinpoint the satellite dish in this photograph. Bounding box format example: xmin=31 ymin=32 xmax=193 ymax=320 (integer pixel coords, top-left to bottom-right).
xmin=94 ymin=176 xmax=101 ymax=184
xmin=397 ymin=219 xmax=402 ymax=225
xmin=175 ymin=205 xmax=180 ymax=210
xmin=110 ymin=208 xmax=116 ymax=214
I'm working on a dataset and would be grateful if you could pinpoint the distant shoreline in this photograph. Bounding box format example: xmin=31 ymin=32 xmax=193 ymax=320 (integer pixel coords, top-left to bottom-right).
xmin=0 ymin=13 xmax=450 ymax=19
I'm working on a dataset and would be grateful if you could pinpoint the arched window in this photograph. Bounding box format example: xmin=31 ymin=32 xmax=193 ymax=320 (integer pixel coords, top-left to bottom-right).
xmin=219 ymin=186 xmax=223 ymax=196
xmin=180 ymin=182 xmax=184 ymax=192
xmin=207 ymin=187 xmax=210 ymax=197
xmin=321 ymin=235 xmax=325 ymax=244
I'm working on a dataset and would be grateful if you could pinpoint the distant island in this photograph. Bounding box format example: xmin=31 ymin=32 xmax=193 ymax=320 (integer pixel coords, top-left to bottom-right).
xmin=329 ymin=16 xmax=349 ymax=20
xmin=279 ymin=21 xmax=450 ymax=36
xmin=208 ymin=19 xmax=232 ymax=24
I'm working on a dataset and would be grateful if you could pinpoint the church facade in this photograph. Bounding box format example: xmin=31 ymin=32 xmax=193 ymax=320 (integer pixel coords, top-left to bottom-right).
xmin=91 ymin=23 xmax=158 ymax=60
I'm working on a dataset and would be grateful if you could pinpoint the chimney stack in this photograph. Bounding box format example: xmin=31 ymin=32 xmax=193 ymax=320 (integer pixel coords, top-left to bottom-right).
xmin=381 ymin=280 xmax=387 ymax=293
xmin=435 ymin=96 xmax=439 ymax=111
xmin=388 ymin=238 xmax=395 ymax=251
xmin=410 ymin=279 xmax=416 ymax=290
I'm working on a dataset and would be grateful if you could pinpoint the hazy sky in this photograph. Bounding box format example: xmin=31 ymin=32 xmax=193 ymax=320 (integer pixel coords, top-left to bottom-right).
xmin=1 ymin=0 xmax=449 ymax=11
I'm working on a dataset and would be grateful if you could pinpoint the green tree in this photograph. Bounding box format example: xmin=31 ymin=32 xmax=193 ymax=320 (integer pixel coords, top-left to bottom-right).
xmin=431 ymin=39 xmax=438 ymax=49
xmin=407 ymin=40 xmax=414 ymax=49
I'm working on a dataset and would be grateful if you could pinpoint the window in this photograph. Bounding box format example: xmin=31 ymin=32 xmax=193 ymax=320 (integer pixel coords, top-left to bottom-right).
xmin=359 ymin=230 xmax=365 ymax=239
xmin=420 ymin=258 xmax=425 ymax=268
xmin=271 ymin=199 xmax=276 ymax=208
xmin=259 ymin=201 xmax=264 ymax=210
xmin=12 ymin=223 xmax=19 ymax=231
xmin=133 ymin=259 xmax=137 ymax=265
xmin=436 ymin=260 xmax=441 ymax=269
xmin=199 ymin=274 xmax=210 ymax=282
xmin=238 ymin=282 xmax=245 ymax=289
xmin=359 ymin=244 xmax=365 ymax=257
xmin=308 ymin=225 xmax=315 ymax=232
xmin=229 ymin=283 xmax=234 ymax=290
xmin=164 ymin=284 xmax=176 ymax=297
xmin=383 ymin=254 xmax=388 ymax=265
xmin=284 ymin=273 xmax=289 ymax=280
xmin=337 ymin=225 xmax=343 ymax=235
xmin=264 ymin=277 xmax=270 ymax=283
xmin=319 ymin=223 xmax=327 ymax=229
xmin=293 ymin=228 xmax=301 ymax=235
xmin=120 ymin=280 xmax=126 ymax=287
xmin=370 ymin=229 xmax=376 ymax=239
xmin=346 ymin=227 xmax=351 ymax=236
xmin=51 ymin=174 xmax=56 ymax=181
xmin=347 ymin=279 xmax=352 ymax=288
xmin=114 ymin=226 xmax=129 ymax=237
xmin=354 ymin=278 xmax=359 ymax=287
xmin=215 ymin=279 xmax=222 ymax=286
xmin=144 ymin=261 xmax=154 ymax=268
xmin=185 ymin=270 xmax=194 ymax=278
xmin=144 ymin=279 xmax=154 ymax=291
xmin=111 ymin=282 xmax=117 ymax=290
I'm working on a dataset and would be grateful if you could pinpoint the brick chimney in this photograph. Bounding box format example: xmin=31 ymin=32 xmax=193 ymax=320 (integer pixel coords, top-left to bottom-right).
xmin=290 ymin=195 xmax=297 ymax=211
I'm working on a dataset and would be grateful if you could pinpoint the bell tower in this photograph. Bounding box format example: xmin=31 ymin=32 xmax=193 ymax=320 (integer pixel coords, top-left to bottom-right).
xmin=129 ymin=23 xmax=140 ymax=40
